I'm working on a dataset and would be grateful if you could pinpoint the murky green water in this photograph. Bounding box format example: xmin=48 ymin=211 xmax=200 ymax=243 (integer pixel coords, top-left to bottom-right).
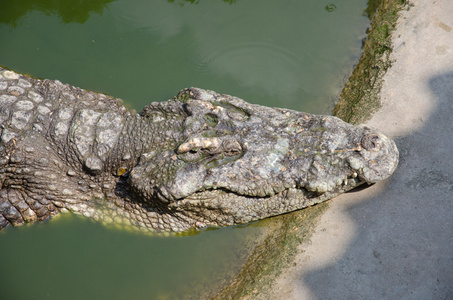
xmin=0 ymin=0 xmax=369 ymax=299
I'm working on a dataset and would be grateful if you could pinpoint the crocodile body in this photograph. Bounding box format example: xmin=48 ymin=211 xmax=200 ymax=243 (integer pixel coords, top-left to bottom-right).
xmin=0 ymin=67 xmax=399 ymax=232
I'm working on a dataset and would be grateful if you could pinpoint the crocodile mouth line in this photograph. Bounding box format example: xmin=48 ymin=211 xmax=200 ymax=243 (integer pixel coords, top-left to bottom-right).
xmin=170 ymin=175 xmax=364 ymax=205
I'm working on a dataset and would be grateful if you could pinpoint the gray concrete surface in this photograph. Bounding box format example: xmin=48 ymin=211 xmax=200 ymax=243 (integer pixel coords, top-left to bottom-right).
xmin=271 ymin=0 xmax=453 ymax=299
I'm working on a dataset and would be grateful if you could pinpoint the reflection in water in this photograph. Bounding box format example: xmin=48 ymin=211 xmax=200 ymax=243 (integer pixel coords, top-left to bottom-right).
xmin=363 ymin=0 xmax=381 ymax=19
xmin=0 ymin=0 xmax=115 ymax=26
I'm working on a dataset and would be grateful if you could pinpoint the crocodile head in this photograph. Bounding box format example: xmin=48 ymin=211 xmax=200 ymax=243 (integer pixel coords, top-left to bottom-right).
xmin=129 ymin=88 xmax=399 ymax=231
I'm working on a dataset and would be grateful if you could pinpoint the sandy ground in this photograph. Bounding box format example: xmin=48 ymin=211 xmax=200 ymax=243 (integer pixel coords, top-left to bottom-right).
xmin=270 ymin=0 xmax=453 ymax=299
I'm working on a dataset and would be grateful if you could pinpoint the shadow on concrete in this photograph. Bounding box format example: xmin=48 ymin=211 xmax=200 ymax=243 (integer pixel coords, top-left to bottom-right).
xmin=303 ymin=71 xmax=453 ymax=299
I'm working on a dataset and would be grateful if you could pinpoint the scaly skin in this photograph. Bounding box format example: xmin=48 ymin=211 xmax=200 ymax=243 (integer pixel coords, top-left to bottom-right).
xmin=0 ymin=67 xmax=399 ymax=232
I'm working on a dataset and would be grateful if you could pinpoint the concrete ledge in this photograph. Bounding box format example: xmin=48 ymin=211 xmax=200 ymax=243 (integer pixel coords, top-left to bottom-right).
xmin=270 ymin=0 xmax=453 ymax=298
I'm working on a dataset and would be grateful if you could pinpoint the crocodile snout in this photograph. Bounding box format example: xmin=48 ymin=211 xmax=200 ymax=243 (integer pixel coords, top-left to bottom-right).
xmin=356 ymin=131 xmax=399 ymax=184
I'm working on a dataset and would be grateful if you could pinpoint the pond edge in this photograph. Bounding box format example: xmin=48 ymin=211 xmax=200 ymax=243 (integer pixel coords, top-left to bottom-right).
xmin=212 ymin=0 xmax=410 ymax=298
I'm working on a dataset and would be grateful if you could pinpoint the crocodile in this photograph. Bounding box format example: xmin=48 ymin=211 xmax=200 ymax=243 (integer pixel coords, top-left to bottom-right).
xmin=0 ymin=67 xmax=399 ymax=232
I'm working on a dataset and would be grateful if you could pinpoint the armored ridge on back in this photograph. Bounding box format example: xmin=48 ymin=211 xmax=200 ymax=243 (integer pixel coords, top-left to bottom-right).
xmin=0 ymin=66 xmax=399 ymax=232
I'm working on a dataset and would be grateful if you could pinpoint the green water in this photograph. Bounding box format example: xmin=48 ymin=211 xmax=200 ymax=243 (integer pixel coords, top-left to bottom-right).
xmin=1 ymin=214 xmax=268 ymax=299
xmin=0 ymin=0 xmax=370 ymax=299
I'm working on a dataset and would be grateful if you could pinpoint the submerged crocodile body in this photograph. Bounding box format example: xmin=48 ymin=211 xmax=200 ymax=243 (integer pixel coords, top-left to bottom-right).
xmin=0 ymin=67 xmax=399 ymax=232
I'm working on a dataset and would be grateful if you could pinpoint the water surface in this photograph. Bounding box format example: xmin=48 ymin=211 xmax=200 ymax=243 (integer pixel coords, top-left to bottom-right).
xmin=0 ymin=0 xmax=370 ymax=298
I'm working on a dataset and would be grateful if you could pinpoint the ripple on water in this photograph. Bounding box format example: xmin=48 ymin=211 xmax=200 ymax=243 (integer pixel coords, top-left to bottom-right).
xmin=192 ymin=40 xmax=310 ymax=103
xmin=196 ymin=41 xmax=302 ymax=77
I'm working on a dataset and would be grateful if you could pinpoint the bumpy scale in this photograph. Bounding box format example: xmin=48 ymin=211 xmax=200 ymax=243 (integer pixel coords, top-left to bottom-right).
xmin=0 ymin=67 xmax=399 ymax=232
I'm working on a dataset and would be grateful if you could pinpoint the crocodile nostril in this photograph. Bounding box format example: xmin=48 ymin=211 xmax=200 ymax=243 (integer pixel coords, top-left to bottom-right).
xmin=361 ymin=133 xmax=382 ymax=151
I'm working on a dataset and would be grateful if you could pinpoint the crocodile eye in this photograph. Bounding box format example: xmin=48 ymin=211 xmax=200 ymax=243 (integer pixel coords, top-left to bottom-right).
xmin=179 ymin=148 xmax=206 ymax=162
xmin=226 ymin=149 xmax=241 ymax=156
xmin=222 ymin=139 xmax=242 ymax=156
xmin=227 ymin=110 xmax=249 ymax=122
xmin=213 ymin=100 xmax=251 ymax=121
xmin=204 ymin=138 xmax=244 ymax=168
